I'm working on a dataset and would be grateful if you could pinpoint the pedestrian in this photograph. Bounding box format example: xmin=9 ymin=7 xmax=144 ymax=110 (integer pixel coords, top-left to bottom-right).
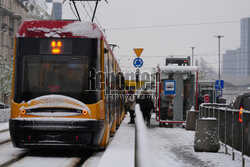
xmin=139 ymin=90 xmax=154 ymax=126
xmin=127 ymin=90 xmax=136 ymax=124
xmin=124 ymin=91 xmax=129 ymax=114
xmin=167 ymin=95 xmax=174 ymax=120
xmin=159 ymin=81 xmax=171 ymax=127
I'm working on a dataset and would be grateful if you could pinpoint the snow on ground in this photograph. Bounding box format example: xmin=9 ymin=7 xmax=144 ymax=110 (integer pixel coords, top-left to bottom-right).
xmin=146 ymin=114 xmax=247 ymax=167
xmin=82 ymin=152 xmax=103 ymax=167
xmin=0 ymin=130 xmax=10 ymax=143
xmin=0 ymin=142 xmax=26 ymax=165
xmin=95 ymin=115 xmax=135 ymax=167
xmin=0 ymin=122 xmax=8 ymax=131
xmin=96 ymin=110 xmax=249 ymax=167
xmin=0 ymin=109 xmax=10 ymax=123
xmin=147 ymin=127 xmax=243 ymax=167
xmin=9 ymin=155 xmax=81 ymax=167
xmin=0 ymin=104 xmax=249 ymax=166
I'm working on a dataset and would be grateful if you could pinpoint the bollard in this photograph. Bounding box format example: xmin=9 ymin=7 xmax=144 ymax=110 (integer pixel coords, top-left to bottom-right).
xmin=241 ymin=111 xmax=245 ymax=167
xmin=194 ymin=118 xmax=220 ymax=152
xmin=225 ymin=109 xmax=228 ymax=154
xmin=185 ymin=109 xmax=199 ymax=131
xmin=232 ymin=110 xmax=235 ymax=160
xmin=213 ymin=107 xmax=215 ymax=118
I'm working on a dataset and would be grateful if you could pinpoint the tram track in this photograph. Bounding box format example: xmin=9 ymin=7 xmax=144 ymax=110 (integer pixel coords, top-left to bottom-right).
xmin=0 ymin=129 xmax=11 ymax=146
xmin=0 ymin=148 xmax=96 ymax=167
xmin=0 ymin=138 xmax=11 ymax=145
xmin=0 ymin=128 xmax=106 ymax=167
xmin=0 ymin=151 xmax=30 ymax=167
xmin=0 ymin=130 xmax=107 ymax=167
xmin=0 ymin=129 xmax=8 ymax=133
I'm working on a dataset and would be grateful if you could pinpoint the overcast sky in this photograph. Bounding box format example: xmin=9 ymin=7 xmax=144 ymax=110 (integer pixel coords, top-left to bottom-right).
xmin=62 ymin=0 xmax=250 ymax=73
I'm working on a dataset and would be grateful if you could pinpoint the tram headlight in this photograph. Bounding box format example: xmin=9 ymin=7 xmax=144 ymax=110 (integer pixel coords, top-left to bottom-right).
xmin=21 ymin=109 xmax=26 ymax=115
xmin=82 ymin=110 xmax=88 ymax=115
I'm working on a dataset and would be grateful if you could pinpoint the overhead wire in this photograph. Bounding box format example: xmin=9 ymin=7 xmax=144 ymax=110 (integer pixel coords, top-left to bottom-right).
xmin=86 ymin=1 xmax=108 ymax=38
xmin=80 ymin=1 xmax=92 ymax=21
xmin=69 ymin=2 xmax=78 ymax=20
xmin=105 ymin=20 xmax=240 ymax=31
xmin=79 ymin=1 xmax=108 ymax=39
xmin=87 ymin=2 xmax=103 ymax=28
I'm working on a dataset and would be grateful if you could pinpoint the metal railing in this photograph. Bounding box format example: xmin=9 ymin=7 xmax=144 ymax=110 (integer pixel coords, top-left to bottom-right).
xmin=200 ymin=103 xmax=250 ymax=166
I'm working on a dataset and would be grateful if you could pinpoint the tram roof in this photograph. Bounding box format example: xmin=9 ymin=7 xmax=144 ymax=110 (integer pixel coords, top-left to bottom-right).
xmin=16 ymin=20 xmax=122 ymax=72
xmin=16 ymin=20 xmax=103 ymax=39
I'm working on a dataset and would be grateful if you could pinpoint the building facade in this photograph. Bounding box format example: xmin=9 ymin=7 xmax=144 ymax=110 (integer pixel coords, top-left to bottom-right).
xmin=0 ymin=0 xmax=53 ymax=103
xmin=222 ymin=17 xmax=250 ymax=77
xmin=53 ymin=2 xmax=62 ymax=20
xmin=199 ymin=57 xmax=217 ymax=80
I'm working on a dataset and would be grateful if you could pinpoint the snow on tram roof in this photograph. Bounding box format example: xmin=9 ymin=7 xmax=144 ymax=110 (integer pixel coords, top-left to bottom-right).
xmin=159 ymin=65 xmax=198 ymax=73
xmin=17 ymin=20 xmax=102 ymax=38
xmin=16 ymin=20 xmax=122 ymax=71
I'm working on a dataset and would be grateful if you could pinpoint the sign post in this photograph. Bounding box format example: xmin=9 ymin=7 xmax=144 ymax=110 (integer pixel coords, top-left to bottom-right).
xmin=133 ymin=48 xmax=144 ymax=58
xmin=215 ymin=80 xmax=224 ymax=89
xmin=164 ymin=80 xmax=176 ymax=95
xmin=133 ymin=48 xmax=144 ymax=68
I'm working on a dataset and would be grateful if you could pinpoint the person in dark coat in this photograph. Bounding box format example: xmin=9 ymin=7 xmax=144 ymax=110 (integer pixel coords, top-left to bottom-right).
xmin=160 ymin=93 xmax=170 ymax=127
xmin=159 ymin=81 xmax=172 ymax=127
xmin=139 ymin=90 xmax=154 ymax=126
xmin=127 ymin=90 xmax=136 ymax=124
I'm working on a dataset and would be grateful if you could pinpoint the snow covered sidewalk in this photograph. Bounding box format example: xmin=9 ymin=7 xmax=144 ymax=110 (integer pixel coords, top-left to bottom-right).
xmin=94 ymin=112 xmax=249 ymax=167
xmin=0 ymin=122 xmax=8 ymax=132
xmin=96 ymin=116 xmax=135 ymax=167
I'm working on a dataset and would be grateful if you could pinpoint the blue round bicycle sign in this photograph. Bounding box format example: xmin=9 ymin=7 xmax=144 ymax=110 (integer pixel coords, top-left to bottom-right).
xmin=133 ymin=58 xmax=143 ymax=68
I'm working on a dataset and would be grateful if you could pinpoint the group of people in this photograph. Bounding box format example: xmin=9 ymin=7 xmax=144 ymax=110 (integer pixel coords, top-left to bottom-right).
xmin=125 ymin=87 xmax=174 ymax=127
xmin=125 ymin=89 xmax=154 ymax=126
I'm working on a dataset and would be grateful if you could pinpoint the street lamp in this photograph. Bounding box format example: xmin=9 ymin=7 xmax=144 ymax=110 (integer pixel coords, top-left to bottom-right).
xmin=215 ymin=35 xmax=223 ymax=83
xmin=190 ymin=47 xmax=195 ymax=66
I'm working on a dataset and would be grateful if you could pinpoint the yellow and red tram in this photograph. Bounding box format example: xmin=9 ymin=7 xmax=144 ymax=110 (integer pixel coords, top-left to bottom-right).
xmin=9 ymin=20 xmax=124 ymax=149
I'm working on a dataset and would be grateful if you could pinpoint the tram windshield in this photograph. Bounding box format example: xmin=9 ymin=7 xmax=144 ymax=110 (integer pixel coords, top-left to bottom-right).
xmin=14 ymin=38 xmax=100 ymax=103
xmin=23 ymin=56 xmax=88 ymax=93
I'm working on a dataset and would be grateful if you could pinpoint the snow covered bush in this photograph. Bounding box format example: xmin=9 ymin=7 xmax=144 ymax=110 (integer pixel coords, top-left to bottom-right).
xmin=0 ymin=55 xmax=13 ymax=97
xmin=0 ymin=108 xmax=10 ymax=123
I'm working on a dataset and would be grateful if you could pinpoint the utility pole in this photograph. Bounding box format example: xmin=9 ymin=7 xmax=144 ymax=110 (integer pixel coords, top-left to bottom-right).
xmin=215 ymin=35 xmax=223 ymax=83
xmin=191 ymin=47 xmax=195 ymax=66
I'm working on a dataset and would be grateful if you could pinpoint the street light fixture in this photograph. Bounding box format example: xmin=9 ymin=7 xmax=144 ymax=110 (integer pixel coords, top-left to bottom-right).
xmin=215 ymin=35 xmax=223 ymax=83
xmin=190 ymin=47 xmax=195 ymax=66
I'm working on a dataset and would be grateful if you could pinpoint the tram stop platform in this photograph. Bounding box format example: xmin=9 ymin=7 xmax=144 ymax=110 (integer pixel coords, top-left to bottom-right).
xmin=83 ymin=111 xmax=249 ymax=167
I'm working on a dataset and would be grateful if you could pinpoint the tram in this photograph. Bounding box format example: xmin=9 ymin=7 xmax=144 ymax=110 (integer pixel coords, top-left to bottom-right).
xmin=9 ymin=20 xmax=125 ymax=148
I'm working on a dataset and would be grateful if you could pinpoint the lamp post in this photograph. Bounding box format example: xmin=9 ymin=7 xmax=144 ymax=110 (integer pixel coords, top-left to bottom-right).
xmin=215 ymin=35 xmax=223 ymax=84
xmin=191 ymin=47 xmax=195 ymax=66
